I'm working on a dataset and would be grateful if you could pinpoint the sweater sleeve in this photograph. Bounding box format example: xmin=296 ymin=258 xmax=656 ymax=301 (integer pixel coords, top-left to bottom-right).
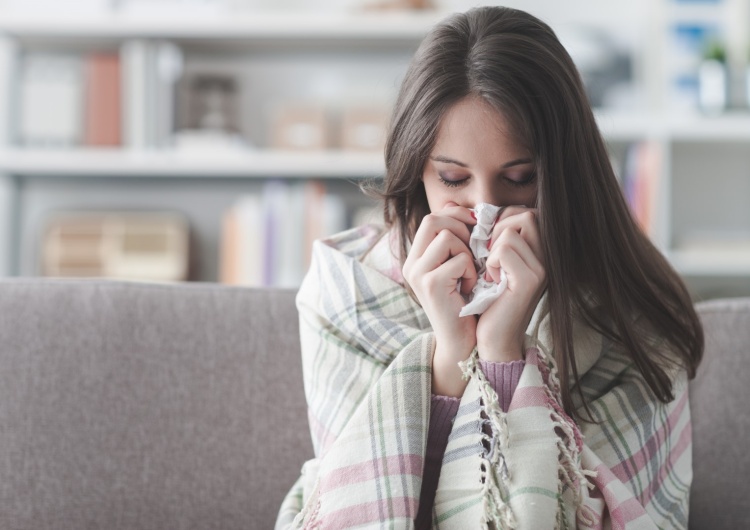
xmin=477 ymin=358 xmax=526 ymax=413
xmin=416 ymin=359 xmax=525 ymax=528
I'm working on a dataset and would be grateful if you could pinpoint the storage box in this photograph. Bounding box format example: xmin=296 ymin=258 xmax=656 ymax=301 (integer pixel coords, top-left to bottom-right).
xmin=340 ymin=106 xmax=389 ymax=151
xmin=42 ymin=212 xmax=190 ymax=282
xmin=270 ymin=105 xmax=330 ymax=150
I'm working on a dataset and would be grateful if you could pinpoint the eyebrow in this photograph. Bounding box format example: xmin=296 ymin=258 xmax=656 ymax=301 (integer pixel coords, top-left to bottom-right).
xmin=429 ymin=156 xmax=532 ymax=169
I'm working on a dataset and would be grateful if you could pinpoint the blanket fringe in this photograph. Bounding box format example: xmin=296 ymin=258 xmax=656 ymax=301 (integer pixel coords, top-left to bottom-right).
xmin=291 ymin=474 xmax=323 ymax=529
xmin=459 ymin=345 xmax=599 ymax=529
xmin=459 ymin=348 xmax=517 ymax=529
xmin=534 ymin=345 xmax=599 ymax=529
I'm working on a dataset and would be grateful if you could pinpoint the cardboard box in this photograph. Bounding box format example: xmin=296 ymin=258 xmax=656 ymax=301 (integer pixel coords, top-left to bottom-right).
xmin=42 ymin=212 xmax=190 ymax=282
xmin=340 ymin=106 xmax=389 ymax=151
xmin=270 ymin=105 xmax=330 ymax=150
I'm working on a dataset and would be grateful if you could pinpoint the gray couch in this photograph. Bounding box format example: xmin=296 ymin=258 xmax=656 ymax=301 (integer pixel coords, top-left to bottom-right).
xmin=0 ymin=279 xmax=747 ymax=529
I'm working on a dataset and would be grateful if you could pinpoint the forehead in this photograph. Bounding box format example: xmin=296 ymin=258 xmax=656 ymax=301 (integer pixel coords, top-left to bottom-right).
xmin=432 ymin=96 xmax=528 ymax=161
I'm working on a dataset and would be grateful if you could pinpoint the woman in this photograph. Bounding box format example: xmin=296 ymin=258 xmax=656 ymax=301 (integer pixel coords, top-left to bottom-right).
xmin=276 ymin=6 xmax=703 ymax=529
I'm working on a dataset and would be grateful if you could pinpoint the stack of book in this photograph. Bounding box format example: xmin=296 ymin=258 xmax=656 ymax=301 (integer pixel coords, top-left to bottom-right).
xmin=220 ymin=180 xmax=380 ymax=287
xmin=621 ymin=141 xmax=661 ymax=237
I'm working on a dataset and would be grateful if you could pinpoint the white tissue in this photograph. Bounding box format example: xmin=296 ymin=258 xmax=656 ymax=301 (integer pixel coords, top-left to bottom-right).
xmin=459 ymin=203 xmax=508 ymax=317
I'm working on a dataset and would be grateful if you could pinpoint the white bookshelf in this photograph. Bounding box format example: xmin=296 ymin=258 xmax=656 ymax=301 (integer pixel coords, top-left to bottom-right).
xmin=0 ymin=148 xmax=385 ymax=178
xmin=0 ymin=4 xmax=749 ymax=296
xmin=0 ymin=9 xmax=427 ymax=281
xmin=0 ymin=11 xmax=444 ymax=42
xmin=2 ymin=112 xmax=748 ymax=177
xmin=595 ymin=110 xmax=750 ymax=142
xmin=668 ymin=249 xmax=750 ymax=277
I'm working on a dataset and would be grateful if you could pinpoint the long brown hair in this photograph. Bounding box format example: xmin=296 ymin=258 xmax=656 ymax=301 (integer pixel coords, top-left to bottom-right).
xmin=374 ymin=6 xmax=703 ymax=416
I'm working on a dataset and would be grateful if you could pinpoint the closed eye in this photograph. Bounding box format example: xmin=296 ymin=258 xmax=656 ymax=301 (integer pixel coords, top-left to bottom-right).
xmin=504 ymin=171 xmax=537 ymax=188
xmin=438 ymin=172 xmax=469 ymax=188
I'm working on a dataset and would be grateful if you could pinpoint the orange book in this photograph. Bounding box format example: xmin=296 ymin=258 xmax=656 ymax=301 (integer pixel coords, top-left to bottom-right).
xmin=634 ymin=141 xmax=661 ymax=238
xmin=84 ymin=53 xmax=122 ymax=146
xmin=220 ymin=208 xmax=239 ymax=285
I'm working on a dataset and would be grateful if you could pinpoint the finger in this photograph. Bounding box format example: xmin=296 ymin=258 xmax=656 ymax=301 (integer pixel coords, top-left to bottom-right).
xmin=405 ymin=210 xmax=475 ymax=268
xmin=412 ymin=228 xmax=476 ymax=282
xmin=440 ymin=203 xmax=477 ymax=231
xmin=485 ymin=230 xmax=545 ymax=286
xmin=405 ymin=213 xmax=468 ymax=280
xmin=489 ymin=229 xmax=544 ymax=277
xmin=496 ymin=205 xmax=534 ymax=221
xmin=426 ymin=251 xmax=478 ymax=296
xmin=486 ymin=246 xmax=544 ymax=299
xmin=489 ymin=209 xmax=542 ymax=262
xmin=487 ymin=244 xmax=527 ymax=292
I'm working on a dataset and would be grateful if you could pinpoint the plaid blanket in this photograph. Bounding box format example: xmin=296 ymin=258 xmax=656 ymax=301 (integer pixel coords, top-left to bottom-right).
xmin=276 ymin=225 xmax=692 ymax=529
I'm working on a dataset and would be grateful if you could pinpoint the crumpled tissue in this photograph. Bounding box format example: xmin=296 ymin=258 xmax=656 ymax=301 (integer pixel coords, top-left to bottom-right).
xmin=458 ymin=203 xmax=508 ymax=317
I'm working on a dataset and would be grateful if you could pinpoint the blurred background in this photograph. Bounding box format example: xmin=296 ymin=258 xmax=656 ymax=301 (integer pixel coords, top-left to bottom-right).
xmin=0 ymin=0 xmax=748 ymax=299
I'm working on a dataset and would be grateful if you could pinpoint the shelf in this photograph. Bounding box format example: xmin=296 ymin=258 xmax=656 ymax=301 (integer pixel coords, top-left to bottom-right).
xmin=594 ymin=111 xmax=660 ymax=142
xmin=669 ymin=249 xmax=750 ymax=277
xmin=0 ymin=10 xmax=444 ymax=43
xmin=666 ymin=112 xmax=750 ymax=142
xmin=4 ymin=109 xmax=750 ymax=176
xmin=0 ymin=148 xmax=385 ymax=178
xmin=595 ymin=110 xmax=750 ymax=142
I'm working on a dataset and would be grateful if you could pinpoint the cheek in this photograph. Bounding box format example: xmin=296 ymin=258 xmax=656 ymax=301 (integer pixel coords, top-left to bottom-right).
xmin=516 ymin=189 xmax=537 ymax=208
xmin=425 ymin=184 xmax=462 ymax=213
xmin=422 ymin=176 xmax=445 ymax=212
xmin=526 ymin=186 xmax=539 ymax=207
xmin=505 ymin=184 xmax=538 ymax=208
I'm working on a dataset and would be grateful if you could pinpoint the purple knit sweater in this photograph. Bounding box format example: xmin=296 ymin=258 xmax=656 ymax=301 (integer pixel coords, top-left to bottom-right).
xmin=415 ymin=358 xmax=525 ymax=528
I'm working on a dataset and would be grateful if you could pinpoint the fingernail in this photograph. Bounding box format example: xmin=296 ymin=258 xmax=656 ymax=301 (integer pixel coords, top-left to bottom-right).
xmin=470 ymin=211 xmax=476 ymax=220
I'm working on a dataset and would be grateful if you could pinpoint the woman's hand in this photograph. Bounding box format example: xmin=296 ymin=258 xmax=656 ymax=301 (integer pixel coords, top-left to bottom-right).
xmin=476 ymin=207 xmax=546 ymax=362
xmin=402 ymin=202 xmax=478 ymax=396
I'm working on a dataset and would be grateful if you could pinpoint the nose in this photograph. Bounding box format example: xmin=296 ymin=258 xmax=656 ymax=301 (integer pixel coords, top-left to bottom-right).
xmin=469 ymin=183 xmax=501 ymax=209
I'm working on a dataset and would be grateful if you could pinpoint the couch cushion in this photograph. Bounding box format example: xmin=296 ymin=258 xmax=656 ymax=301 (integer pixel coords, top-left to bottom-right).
xmin=0 ymin=279 xmax=312 ymax=530
xmin=691 ymin=297 xmax=750 ymax=530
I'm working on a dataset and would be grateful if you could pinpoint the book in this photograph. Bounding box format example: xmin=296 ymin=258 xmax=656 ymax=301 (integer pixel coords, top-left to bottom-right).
xmin=220 ymin=180 xmax=352 ymax=287
xmin=304 ymin=180 xmax=346 ymax=268
xmin=220 ymin=193 xmax=271 ymax=286
xmin=153 ymin=41 xmax=184 ymax=149
xmin=220 ymin=208 xmax=240 ymax=284
xmin=83 ymin=53 xmax=122 ymax=147
xmin=120 ymin=39 xmax=184 ymax=149
xmin=0 ymin=37 xmax=18 ymax=148
xmin=303 ymin=180 xmax=327 ymax=269
xmin=235 ymin=194 xmax=263 ymax=286
xmin=121 ymin=40 xmax=149 ymax=149
xmin=622 ymin=141 xmax=661 ymax=237
xmin=261 ymin=180 xmax=285 ymax=286
xmin=276 ymin=183 xmax=306 ymax=288
xmin=322 ymin=193 xmax=347 ymax=242
xmin=19 ymin=53 xmax=83 ymax=147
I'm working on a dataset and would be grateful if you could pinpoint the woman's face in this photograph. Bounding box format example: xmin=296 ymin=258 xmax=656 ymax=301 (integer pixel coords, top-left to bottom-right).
xmin=422 ymin=96 xmax=538 ymax=212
